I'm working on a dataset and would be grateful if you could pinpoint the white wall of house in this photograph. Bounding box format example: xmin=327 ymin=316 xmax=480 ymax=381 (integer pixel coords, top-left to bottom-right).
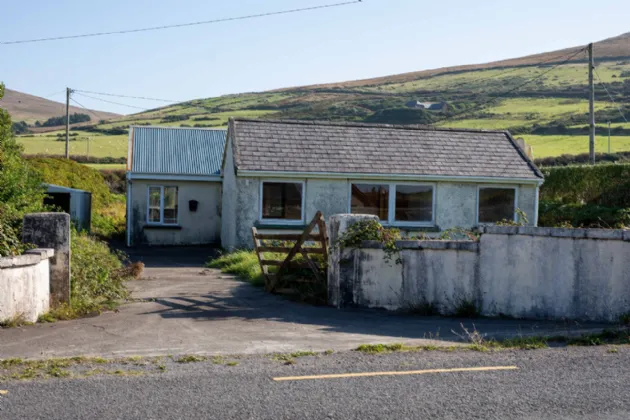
xmin=128 ymin=179 xmax=222 ymax=246
xmin=220 ymin=170 xmax=540 ymax=250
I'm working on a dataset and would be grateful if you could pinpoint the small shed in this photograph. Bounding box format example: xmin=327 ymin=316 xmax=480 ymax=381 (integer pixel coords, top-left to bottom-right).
xmin=44 ymin=184 xmax=92 ymax=231
xmin=126 ymin=126 xmax=227 ymax=247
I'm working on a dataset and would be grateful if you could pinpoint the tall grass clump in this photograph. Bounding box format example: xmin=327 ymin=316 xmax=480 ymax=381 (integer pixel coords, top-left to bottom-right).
xmin=207 ymin=250 xmax=266 ymax=287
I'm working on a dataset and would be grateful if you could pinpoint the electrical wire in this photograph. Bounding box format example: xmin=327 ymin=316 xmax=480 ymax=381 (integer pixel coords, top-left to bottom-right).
xmin=593 ymin=67 xmax=628 ymax=123
xmin=73 ymin=89 xmax=178 ymax=103
xmin=73 ymin=92 xmax=149 ymax=111
xmin=0 ymin=1 xmax=362 ymax=45
xmin=70 ymin=96 xmax=103 ymax=121
xmin=433 ymin=47 xmax=587 ymax=124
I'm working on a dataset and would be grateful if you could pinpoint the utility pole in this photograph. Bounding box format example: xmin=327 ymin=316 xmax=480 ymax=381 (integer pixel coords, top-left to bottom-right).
xmin=65 ymin=87 xmax=71 ymax=159
xmin=588 ymin=43 xmax=595 ymax=165
xmin=608 ymin=121 xmax=611 ymax=154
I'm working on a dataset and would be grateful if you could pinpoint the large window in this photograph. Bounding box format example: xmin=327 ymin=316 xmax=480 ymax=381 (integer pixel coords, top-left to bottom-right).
xmin=351 ymin=183 xmax=434 ymax=225
xmin=351 ymin=184 xmax=389 ymax=220
xmin=478 ymin=187 xmax=516 ymax=224
xmin=147 ymin=186 xmax=178 ymax=225
xmin=261 ymin=181 xmax=304 ymax=222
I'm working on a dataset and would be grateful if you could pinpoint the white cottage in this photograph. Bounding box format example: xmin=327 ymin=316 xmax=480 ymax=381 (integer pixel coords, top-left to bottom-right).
xmin=220 ymin=119 xmax=543 ymax=250
xmin=125 ymin=126 xmax=226 ymax=246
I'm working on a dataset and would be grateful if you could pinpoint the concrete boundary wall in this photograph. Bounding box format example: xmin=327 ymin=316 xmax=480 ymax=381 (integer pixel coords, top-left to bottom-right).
xmin=329 ymin=215 xmax=630 ymax=322
xmin=0 ymin=249 xmax=54 ymax=323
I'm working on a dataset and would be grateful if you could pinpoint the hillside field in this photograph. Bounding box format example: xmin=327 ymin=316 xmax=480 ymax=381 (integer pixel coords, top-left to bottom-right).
xmin=13 ymin=32 xmax=630 ymax=161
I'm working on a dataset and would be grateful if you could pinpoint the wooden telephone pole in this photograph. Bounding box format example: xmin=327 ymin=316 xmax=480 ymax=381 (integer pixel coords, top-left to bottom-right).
xmin=65 ymin=87 xmax=71 ymax=159
xmin=588 ymin=43 xmax=595 ymax=165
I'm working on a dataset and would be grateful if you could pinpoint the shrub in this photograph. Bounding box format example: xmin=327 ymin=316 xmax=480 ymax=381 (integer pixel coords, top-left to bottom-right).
xmin=0 ymin=216 xmax=32 ymax=257
xmin=538 ymin=200 xmax=630 ymax=228
xmin=540 ymin=164 xmax=630 ymax=208
xmin=91 ymin=194 xmax=126 ymax=239
xmin=27 ymin=158 xmax=112 ymax=210
xmin=335 ymin=219 xmax=401 ymax=263
xmin=68 ymin=229 xmax=130 ymax=315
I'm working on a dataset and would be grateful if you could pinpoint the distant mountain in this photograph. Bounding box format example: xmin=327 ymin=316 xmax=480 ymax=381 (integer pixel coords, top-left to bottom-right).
xmin=287 ymin=31 xmax=630 ymax=90
xmin=0 ymin=88 xmax=120 ymax=124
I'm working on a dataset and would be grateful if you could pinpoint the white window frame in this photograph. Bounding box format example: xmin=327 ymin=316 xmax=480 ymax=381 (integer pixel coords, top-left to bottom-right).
xmin=258 ymin=180 xmax=306 ymax=225
xmin=476 ymin=185 xmax=519 ymax=225
xmin=146 ymin=185 xmax=179 ymax=226
xmin=348 ymin=181 xmax=436 ymax=227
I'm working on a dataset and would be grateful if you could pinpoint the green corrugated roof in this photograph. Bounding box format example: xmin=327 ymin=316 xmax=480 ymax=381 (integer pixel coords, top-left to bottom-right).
xmin=130 ymin=126 xmax=226 ymax=175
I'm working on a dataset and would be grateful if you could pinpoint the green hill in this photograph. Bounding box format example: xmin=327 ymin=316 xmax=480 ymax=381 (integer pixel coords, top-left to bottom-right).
xmin=16 ymin=32 xmax=630 ymax=161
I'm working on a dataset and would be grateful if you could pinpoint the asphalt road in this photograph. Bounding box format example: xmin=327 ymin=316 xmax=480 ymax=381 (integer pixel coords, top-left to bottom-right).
xmin=1 ymin=346 xmax=629 ymax=420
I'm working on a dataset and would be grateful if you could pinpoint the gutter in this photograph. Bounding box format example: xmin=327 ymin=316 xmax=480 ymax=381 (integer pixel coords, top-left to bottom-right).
xmin=236 ymin=170 xmax=544 ymax=186
xmin=127 ymin=173 xmax=222 ymax=182
xmin=126 ymin=176 xmax=132 ymax=247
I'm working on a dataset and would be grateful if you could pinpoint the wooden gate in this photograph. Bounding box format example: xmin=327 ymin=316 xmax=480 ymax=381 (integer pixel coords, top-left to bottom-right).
xmin=251 ymin=211 xmax=329 ymax=292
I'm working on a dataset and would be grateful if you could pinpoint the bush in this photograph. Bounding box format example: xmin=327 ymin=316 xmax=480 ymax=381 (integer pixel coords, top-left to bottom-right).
xmin=538 ymin=200 xmax=630 ymax=228
xmin=27 ymin=158 xmax=112 ymax=210
xmin=540 ymin=164 xmax=630 ymax=208
xmin=100 ymin=169 xmax=126 ymax=194
xmin=0 ymin=217 xmax=32 ymax=257
xmin=91 ymin=194 xmax=126 ymax=239
xmin=67 ymin=229 xmax=130 ymax=315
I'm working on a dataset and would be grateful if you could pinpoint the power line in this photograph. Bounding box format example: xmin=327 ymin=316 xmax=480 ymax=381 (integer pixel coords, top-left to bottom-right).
xmin=433 ymin=47 xmax=587 ymax=124
xmin=73 ymin=92 xmax=149 ymax=111
xmin=73 ymin=89 xmax=178 ymax=103
xmin=0 ymin=1 xmax=362 ymax=45
xmin=70 ymin=96 xmax=103 ymax=121
xmin=593 ymin=66 xmax=628 ymax=123
xmin=41 ymin=89 xmax=67 ymax=99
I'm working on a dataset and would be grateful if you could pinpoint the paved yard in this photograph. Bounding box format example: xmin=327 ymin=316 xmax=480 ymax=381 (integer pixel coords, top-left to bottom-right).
xmin=0 ymin=247 xmax=608 ymax=359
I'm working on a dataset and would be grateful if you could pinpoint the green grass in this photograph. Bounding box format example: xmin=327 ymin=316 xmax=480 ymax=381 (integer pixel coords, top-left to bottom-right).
xmin=207 ymin=250 xmax=269 ymax=287
xmin=523 ymin=134 xmax=630 ymax=157
xmin=17 ymin=132 xmax=127 ymax=158
xmin=85 ymin=163 xmax=126 ymax=170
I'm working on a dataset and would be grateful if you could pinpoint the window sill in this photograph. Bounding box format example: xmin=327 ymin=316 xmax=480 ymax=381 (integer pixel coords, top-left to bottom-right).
xmin=255 ymin=221 xmax=307 ymax=230
xmin=143 ymin=224 xmax=183 ymax=230
xmin=390 ymin=225 xmax=441 ymax=232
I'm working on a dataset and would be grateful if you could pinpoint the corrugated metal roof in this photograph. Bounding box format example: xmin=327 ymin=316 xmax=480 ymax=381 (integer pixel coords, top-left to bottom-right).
xmin=130 ymin=126 xmax=226 ymax=175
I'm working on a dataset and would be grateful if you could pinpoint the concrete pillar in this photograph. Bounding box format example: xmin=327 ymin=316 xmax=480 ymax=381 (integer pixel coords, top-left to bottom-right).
xmin=22 ymin=213 xmax=71 ymax=306
xmin=327 ymin=214 xmax=379 ymax=308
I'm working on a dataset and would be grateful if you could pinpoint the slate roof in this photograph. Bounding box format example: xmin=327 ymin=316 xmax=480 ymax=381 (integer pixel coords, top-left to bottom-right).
xmin=130 ymin=126 xmax=226 ymax=175
xmin=228 ymin=119 xmax=543 ymax=180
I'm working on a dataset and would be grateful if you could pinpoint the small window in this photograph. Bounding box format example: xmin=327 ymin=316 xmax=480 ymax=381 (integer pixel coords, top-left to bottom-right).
xmin=147 ymin=186 xmax=179 ymax=225
xmin=351 ymin=184 xmax=389 ymax=220
xmin=395 ymin=185 xmax=433 ymax=223
xmin=261 ymin=182 xmax=303 ymax=221
xmin=478 ymin=187 xmax=515 ymax=223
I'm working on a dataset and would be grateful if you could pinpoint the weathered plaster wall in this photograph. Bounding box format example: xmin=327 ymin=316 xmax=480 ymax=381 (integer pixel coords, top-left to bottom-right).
xmin=227 ymin=179 xmax=539 ymax=249
xmin=221 ymin=138 xmax=237 ymax=249
xmin=23 ymin=213 xmax=71 ymax=305
xmin=0 ymin=249 xmax=54 ymax=323
xmin=330 ymin=217 xmax=630 ymax=322
xmin=434 ymin=183 xmax=477 ymax=229
xmin=130 ymin=180 xmax=221 ymax=246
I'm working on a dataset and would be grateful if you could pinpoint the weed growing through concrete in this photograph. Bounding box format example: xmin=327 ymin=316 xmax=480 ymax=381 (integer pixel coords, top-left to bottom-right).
xmin=226 ymin=361 xmax=239 ymax=367
xmin=0 ymin=313 xmax=32 ymax=328
xmin=176 ymin=355 xmax=207 ymax=364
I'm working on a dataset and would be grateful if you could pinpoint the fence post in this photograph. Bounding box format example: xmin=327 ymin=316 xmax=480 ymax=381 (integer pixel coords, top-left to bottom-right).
xmin=327 ymin=214 xmax=378 ymax=308
xmin=22 ymin=213 xmax=71 ymax=306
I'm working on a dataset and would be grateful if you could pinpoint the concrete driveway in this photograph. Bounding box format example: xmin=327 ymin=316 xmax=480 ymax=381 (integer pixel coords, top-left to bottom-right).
xmin=0 ymin=247 xmax=608 ymax=359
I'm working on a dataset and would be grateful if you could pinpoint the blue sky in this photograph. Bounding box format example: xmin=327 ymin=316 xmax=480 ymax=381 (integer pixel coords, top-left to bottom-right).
xmin=1 ymin=0 xmax=629 ymax=115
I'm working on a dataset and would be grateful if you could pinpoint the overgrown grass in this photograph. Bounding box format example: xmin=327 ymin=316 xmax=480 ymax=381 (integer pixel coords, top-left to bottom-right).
xmin=207 ymin=250 xmax=268 ymax=287
xmin=38 ymin=229 xmax=132 ymax=322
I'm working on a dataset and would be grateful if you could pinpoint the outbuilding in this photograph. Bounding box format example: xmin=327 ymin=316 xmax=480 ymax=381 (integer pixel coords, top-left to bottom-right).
xmin=220 ymin=118 xmax=544 ymax=250
xmin=126 ymin=126 xmax=226 ymax=247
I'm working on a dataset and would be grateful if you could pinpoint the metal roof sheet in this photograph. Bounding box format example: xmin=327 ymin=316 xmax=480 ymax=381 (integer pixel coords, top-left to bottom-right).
xmin=130 ymin=126 xmax=226 ymax=175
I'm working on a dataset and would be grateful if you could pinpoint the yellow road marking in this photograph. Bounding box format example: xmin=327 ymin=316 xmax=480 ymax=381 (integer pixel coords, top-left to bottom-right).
xmin=273 ymin=365 xmax=519 ymax=382
xmin=0 ymin=390 xmax=8 ymax=395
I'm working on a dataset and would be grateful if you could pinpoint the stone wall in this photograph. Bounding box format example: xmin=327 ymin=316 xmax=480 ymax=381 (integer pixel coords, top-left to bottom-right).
xmin=329 ymin=216 xmax=630 ymax=323
xmin=0 ymin=249 xmax=54 ymax=323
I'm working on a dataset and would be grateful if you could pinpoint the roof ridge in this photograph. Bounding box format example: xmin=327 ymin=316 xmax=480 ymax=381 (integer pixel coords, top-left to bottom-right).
xmin=230 ymin=118 xmax=509 ymax=135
